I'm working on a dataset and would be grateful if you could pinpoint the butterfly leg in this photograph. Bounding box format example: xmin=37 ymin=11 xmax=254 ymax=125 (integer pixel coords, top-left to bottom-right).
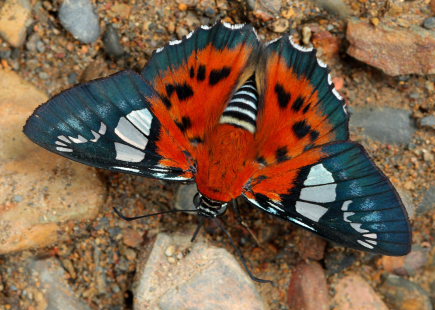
xmin=232 ymin=200 xmax=261 ymax=246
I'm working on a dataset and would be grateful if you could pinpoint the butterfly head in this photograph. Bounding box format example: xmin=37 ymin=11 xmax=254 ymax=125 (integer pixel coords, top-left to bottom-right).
xmin=193 ymin=192 xmax=228 ymax=218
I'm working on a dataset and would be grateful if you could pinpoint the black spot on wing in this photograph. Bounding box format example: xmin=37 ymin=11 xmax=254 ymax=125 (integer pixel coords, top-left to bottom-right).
xmin=293 ymin=120 xmax=311 ymax=139
xmin=256 ymin=156 xmax=267 ymax=165
xmin=175 ymin=116 xmax=192 ymax=132
xmin=303 ymin=103 xmax=311 ymax=114
xmin=276 ymin=146 xmax=290 ymax=163
xmin=275 ymin=84 xmax=291 ymax=109
xmin=197 ymin=65 xmax=206 ymax=81
xmin=310 ymin=130 xmax=319 ymax=142
xmin=189 ymin=136 xmax=204 ymax=144
xmin=161 ymin=96 xmax=172 ymax=109
xmin=175 ymin=83 xmax=194 ymax=101
xmin=166 ymin=84 xmax=175 ymax=97
xmin=189 ymin=66 xmax=195 ymax=78
xmin=209 ymin=67 xmax=231 ymax=86
xmin=292 ymin=96 xmax=304 ymax=112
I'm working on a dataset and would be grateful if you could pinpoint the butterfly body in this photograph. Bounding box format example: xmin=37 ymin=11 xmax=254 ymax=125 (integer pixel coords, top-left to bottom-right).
xmin=24 ymin=22 xmax=411 ymax=256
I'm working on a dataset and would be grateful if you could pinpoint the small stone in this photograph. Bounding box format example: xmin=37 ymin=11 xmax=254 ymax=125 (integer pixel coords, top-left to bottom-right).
xmin=296 ymin=229 xmax=327 ymax=261
xmin=302 ymin=26 xmax=312 ymax=46
xmin=103 ymin=24 xmax=124 ymax=58
xmin=28 ymin=258 xmax=92 ymax=310
xmin=311 ymin=0 xmax=351 ymax=19
xmin=423 ymin=17 xmax=435 ymax=30
xmin=312 ymin=30 xmax=341 ymax=59
xmin=248 ymin=0 xmax=281 ymax=20
xmin=0 ymin=0 xmax=32 ymax=47
xmin=134 ymin=233 xmax=267 ymax=309
xmin=332 ymin=77 xmax=344 ymax=91
xmin=350 ymin=107 xmax=416 ymax=144
xmin=431 ymin=0 xmax=435 ymax=14
xmin=422 ymin=149 xmax=434 ymax=162
xmin=420 ymin=115 xmax=435 ymax=130
xmin=124 ymin=248 xmax=137 ymax=261
xmin=371 ymin=17 xmax=380 ymax=26
xmin=379 ymin=274 xmax=433 ymax=310
xmin=287 ymin=261 xmax=329 ymax=310
xmin=271 ymin=18 xmax=290 ymax=33
xmin=347 ymin=19 xmax=435 ymax=76
xmin=165 ymin=245 xmax=176 ymax=257
xmin=59 ymin=0 xmax=100 ymax=44
xmin=381 ymin=245 xmax=429 ymax=276
xmin=332 ymin=274 xmax=388 ymax=310
xmin=123 ymin=228 xmax=143 ymax=248
xmin=417 ymin=184 xmax=435 ymax=215
xmin=174 ymin=184 xmax=197 ymax=213
xmin=325 ymin=249 xmax=357 ymax=275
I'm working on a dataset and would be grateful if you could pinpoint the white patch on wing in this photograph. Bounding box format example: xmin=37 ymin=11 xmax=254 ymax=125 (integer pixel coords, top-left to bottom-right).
xmin=115 ymin=142 xmax=145 ymax=162
xmin=341 ymin=200 xmax=352 ymax=211
xmin=201 ymin=25 xmax=211 ymax=30
xmin=289 ymin=36 xmax=313 ymax=52
xmin=58 ymin=135 xmax=71 ymax=143
xmin=357 ymin=240 xmax=374 ymax=249
xmin=56 ymin=147 xmax=73 ymax=152
xmin=112 ymin=166 xmax=140 ymax=173
xmin=222 ymin=22 xmax=244 ymax=29
xmin=363 ymin=233 xmax=377 ymax=239
xmin=300 ymin=184 xmax=337 ymax=203
xmin=266 ymin=37 xmax=280 ymax=45
xmin=317 ymin=58 xmax=327 ymax=68
xmin=327 ymin=74 xmax=332 ymax=85
xmin=350 ymin=223 xmax=369 ymax=233
xmin=115 ymin=117 xmax=149 ymax=150
xmin=295 ymin=201 xmax=328 ymax=222
xmin=304 ymin=164 xmax=334 ymax=186
xmin=98 ymin=122 xmax=107 ymax=135
xmin=344 ymin=211 xmax=355 ymax=222
xmin=69 ymin=135 xmax=87 ymax=143
xmin=55 ymin=141 xmax=67 ymax=146
xmin=287 ymin=217 xmax=317 ymax=232
xmin=332 ymin=88 xmax=343 ymax=100
xmin=268 ymin=201 xmax=284 ymax=212
xmin=126 ymin=108 xmax=153 ymax=136
xmin=155 ymin=47 xmax=164 ymax=53
xmin=169 ymin=39 xmax=182 ymax=45
xmin=186 ymin=31 xmax=194 ymax=39
xmin=90 ymin=130 xmax=100 ymax=142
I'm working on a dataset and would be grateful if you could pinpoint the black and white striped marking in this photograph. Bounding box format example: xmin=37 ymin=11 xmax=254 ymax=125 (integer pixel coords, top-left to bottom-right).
xmin=342 ymin=201 xmax=378 ymax=249
xmin=219 ymin=78 xmax=258 ymax=133
xmin=55 ymin=122 xmax=107 ymax=153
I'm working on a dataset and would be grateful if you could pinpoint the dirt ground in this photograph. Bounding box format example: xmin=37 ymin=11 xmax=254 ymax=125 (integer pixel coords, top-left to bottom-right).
xmin=1 ymin=0 xmax=435 ymax=309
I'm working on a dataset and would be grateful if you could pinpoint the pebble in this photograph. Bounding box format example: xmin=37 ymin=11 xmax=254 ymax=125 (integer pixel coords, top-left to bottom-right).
xmin=0 ymin=0 xmax=32 ymax=47
xmin=350 ymin=107 xmax=416 ymax=144
xmin=420 ymin=115 xmax=435 ymax=130
xmin=134 ymin=232 xmax=267 ymax=309
xmin=324 ymin=249 xmax=357 ymax=275
xmin=287 ymin=262 xmax=329 ymax=310
xmin=379 ymin=274 xmax=433 ymax=310
xmin=0 ymin=69 xmax=105 ymax=254
xmin=165 ymin=245 xmax=176 ymax=257
xmin=247 ymin=0 xmax=281 ymax=20
xmin=347 ymin=19 xmax=435 ymax=76
xmin=103 ymin=24 xmax=124 ymax=58
xmin=417 ymin=184 xmax=435 ymax=214
xmin=296 ymin=229 xmax=327 ymax=261
xmin=28 ymin=258 xmax=92 ymax=310
xmin=271 ymin=18 xmax=290 ymax=33
xmin=122 ymin=228 xmax=143 ymax=248
xmin=174 ymin=184 xmax=197 ymax=213
xmin=311 ymin=0 xmax=351 ymax=19
xmin=312 ymin=30 xmax=341 ymax=59
xmin=59 ymin=0 xmax=100 ymax=44
xmin=332 ymin=273 xmax=388 ymax=310
xmin=380 ymin=245 xmax=429 ymax=276
xmin=423 ymin=17 xmax=435 ymax=30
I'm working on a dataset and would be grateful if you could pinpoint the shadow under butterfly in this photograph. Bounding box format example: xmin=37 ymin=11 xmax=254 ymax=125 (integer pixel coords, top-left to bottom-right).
xmin=24 ymin=21 xmax=412 ymax=283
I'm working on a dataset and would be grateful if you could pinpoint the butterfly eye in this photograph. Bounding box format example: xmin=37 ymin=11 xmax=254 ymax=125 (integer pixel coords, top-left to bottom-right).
xmin=193 ymin=193 xmax=201 ymax=208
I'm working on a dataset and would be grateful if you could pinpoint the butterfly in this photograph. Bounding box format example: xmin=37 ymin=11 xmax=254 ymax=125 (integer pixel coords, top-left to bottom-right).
xmin=24 ymin=21 xmax=411 ymax=256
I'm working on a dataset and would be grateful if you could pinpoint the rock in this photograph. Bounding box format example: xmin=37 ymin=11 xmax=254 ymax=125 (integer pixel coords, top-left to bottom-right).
xmin=103 ymin=24 xmax=124 ymax=58
xmin=174 ymin=183 xmax=197 ymax=212
xmin=287 ymin=261 xmax=329 ymax=310
xmin=417 ymin=184 xmax=435 ymax=215
xmin=296 ymin=229 xmax=327 ymax=261
xmin=432 ymin=0 xmax=435 ymax=14
xmin=350 ymin=106 xmax=416 ymax=144
xmin=379 ymin=274 xmax=433 ymax=310
xmin=248 ymin=0 xmax=281 ymax=21
xmin=324 ymin=249 xmax=357 ymax=275
xmin=423 ymin=17 xmax=435 ymax=30
xmin=310 ymin=0 xmax=351 ymax=19
xmin=0 ymin=69 xmax=105 ymax=254
xmin=28 ymin=258 xmax=92 ymax=310
xmin=347 ymin=19 xmax=435 ymax=76
xmin=134 ymin=232 xmax=267 ymax=309
xmin=380 ymin=245 xmax=429 ymax=276
xmin=312 ymin=30 xmax=341 ymax=59
xmin=420 ymin=115 xmax=435 ymax=130
xmin=396 ymin=187 xmax=414 ymax=220
xmin=0 ymin=0 xmax=32 ymax=47
xmin=332 ymin=274 xmax=388 ymax=310
xmin=271 ymin=18 xmax=290 ymax=33
xmin=59 ymin=0 xmax=100 ymax=44
xmin=122 ymin=228 xmax=143 ymax=248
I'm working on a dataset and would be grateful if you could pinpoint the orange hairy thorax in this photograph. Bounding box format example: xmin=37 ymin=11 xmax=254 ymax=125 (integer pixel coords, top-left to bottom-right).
xmin=194 ymin=124 xmax=259 ymax=202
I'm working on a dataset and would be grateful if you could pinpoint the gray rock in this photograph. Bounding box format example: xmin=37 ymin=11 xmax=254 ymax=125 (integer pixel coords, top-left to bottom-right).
xmin=247 ymin=0 xmax=281 ymax=15
xmin=350 ymin=107 xmax=416 ymax=144
xmin=420 ymin=115 xmax=435 ymax=130
xmin=28 ymin=258 xmax=92 ymax=310
xmin=103 ymin=24 xmax=124 ymax=57
xmin=417 ymin=184 xmax=435 ymax=214
xmin=423 ymin=17 xmax=435 ymax=30
xmin=59 ymin=0 xmax=100 ymax=43
xmin=310 ymin=0 xmax=351 ymax=19
xmin=379 ymin=274 xmax=433 ymax=310
xmin=134 ymin=232 xmax=267 ymax=310
xmin=174 ymin=183 xmax=197 ymax=213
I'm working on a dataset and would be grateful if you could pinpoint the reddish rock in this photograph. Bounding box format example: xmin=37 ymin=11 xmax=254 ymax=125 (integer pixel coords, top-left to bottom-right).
xmin=134 ymin=232 xmax=267 ymax=310
xmin=288 ymin=261 xmax=329 ymax=310
xmin=332 ymin=274 xmax=388 ymax=310
xmin=347 ymin=19 xmax=435 ymax=76
xmin=296 ymin=229 xmax=327 ymax=261
xmin=122 ymin=228 xmax=143 ymax=248
xmin=312 ymin=30 xmax=341 ymax=59
xmin=0 ymin=69 xmax=105 ymax=254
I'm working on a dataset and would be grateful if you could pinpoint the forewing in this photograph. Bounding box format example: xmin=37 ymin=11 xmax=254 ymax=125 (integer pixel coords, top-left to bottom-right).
xmin=254 ymin=36 xmax=348 ymax=164
xmin=141 ymin=22 xmax=260 ymax=145
xmin=24 ymin=70 xmax=194 ymax=181
xmin=244 ymin=142 xmax=411 ymax=256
